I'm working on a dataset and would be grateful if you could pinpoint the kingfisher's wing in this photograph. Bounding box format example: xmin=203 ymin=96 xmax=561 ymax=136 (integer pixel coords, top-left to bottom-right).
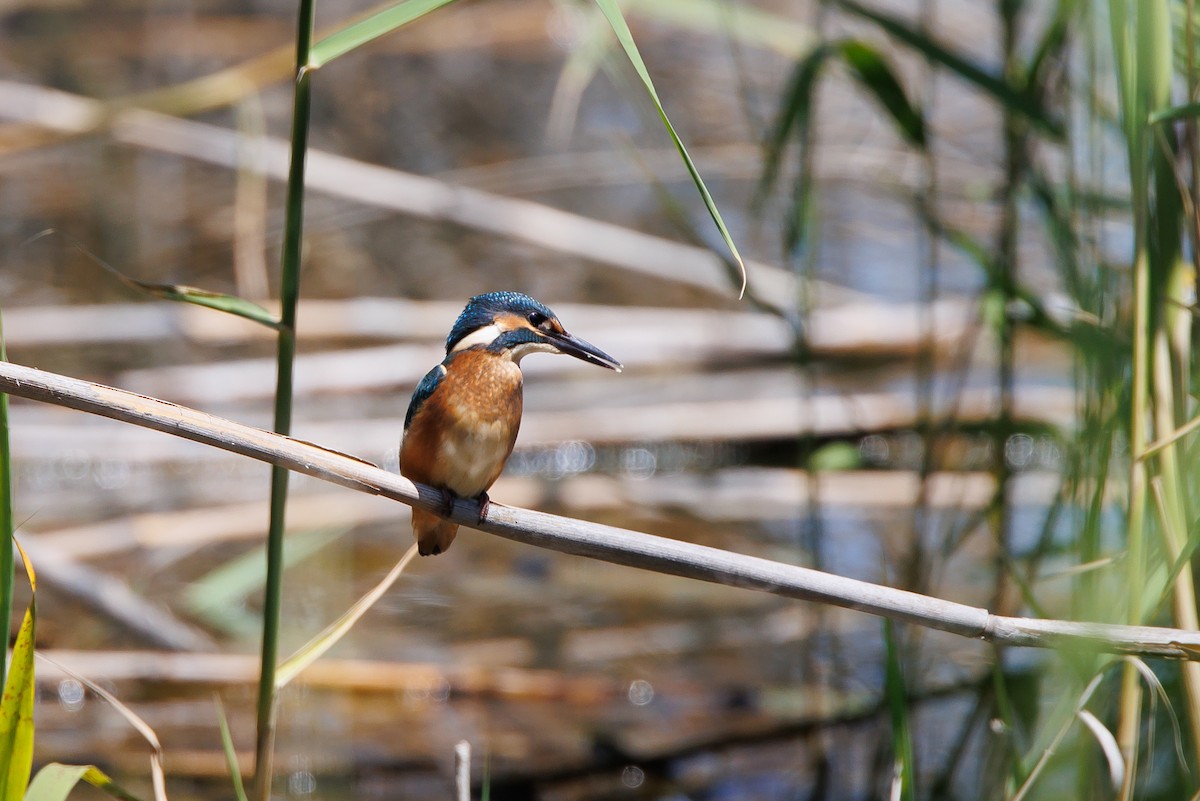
xmin=405 ymin=361 xmax=448 ymax=432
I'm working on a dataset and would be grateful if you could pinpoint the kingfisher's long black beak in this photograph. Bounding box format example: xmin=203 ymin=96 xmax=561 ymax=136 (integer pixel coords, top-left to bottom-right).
xmin=549 ymin=330 xmax=623 ymax=372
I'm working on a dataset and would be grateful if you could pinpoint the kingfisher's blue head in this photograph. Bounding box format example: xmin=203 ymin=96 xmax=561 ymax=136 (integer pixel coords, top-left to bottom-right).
xmin=446 ymin=291 xmax=622 ymax=371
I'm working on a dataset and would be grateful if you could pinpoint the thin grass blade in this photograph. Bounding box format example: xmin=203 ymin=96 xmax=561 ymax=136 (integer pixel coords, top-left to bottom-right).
xmin=308 ymin=0 xmax=458 ymax=69
xmin=883 ymin=621 xmax=915 ymax=801
xmin=1011 ymin=670 xmax=1109 ymax=801
xmin=0 ymin=543 xmax=36 ymax=801
xmin=593 ymin=0 xmax=747 ymax=296
xmin=37 ymin=655 xmax=167 ymax=801
xmin=1078 ymin=710 xmax=1125 ymax=791
xmin=549 ymin=0 xmax=814 ymax=143
xmin=102 ymin=272 xmax=278 ymax=329
xmin=214 ymin=697 xmax=249 ymax=801
xmin=69 ymin=242 xmax=280 ymax=329
xmin=1149 ymin=100 xmax=1200 ymax=126
xmin=1123 ymin=655 xmax=1189 ymax=773
xmin=275 ymin=544 xmax=419 ymax=688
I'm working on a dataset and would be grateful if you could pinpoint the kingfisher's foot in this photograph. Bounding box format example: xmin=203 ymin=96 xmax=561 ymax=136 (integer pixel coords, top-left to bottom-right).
xmin=476 ymin=492 xmax=492 ymax=524
xmin=439 ymin=488 xmax=457 ymax=518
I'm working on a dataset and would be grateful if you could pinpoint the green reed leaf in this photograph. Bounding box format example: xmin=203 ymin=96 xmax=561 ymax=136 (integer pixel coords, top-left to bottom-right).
xmin=308 ymin=0 xmax=458 ymax=69
xmin=759 ymin=42 xmax=833 ymax=203
xmin=78 ymin=246 xmax=281 ymax=329
xmin=549 ymin=0 xmax=813 ymax=143
xmin=138 ymin=285 xmax=280 ymax=329
xmin=837 ymin=40 xmax=926 ymax=148
xmin=1149 ymin=101 xmax=1200 ymax=126
xmin=759 ymin=38 xmax=922 ymax=258
xmin=593 ymin=0 xmax=747 ymax=296
xmin=836 ymin=0 xmax=1062 ymax=138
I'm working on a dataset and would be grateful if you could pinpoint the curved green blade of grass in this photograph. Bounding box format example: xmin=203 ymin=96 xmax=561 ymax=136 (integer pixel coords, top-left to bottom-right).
xmin=1149 ymin=100 xmax=1200 ymax=125
xmin=274 ymin=543 xmax=418 ymax=688
xmin=214 ymin=698 xmax=249 ymax=801
xmin=883 ymin=621 xmax=915 ymax=801
xmin=37 ymin=655 xmax=168 ymax=801
xmin=88 ymin=255 xmax=280 ymax=329
xmin=308 ymin=0 xmax=459 ymax=69
xmin=835 ymin=0 xmax=1063 ymax=138
xmin=23 ymin=764 xmax=142 ymax=801
xmin=593 ymin=0 xmax=747 ymax=296
xmin=0 ymin=543 xmax=36 ymax=801
xmin=548 ymin=0 xmax=813 ymax=142
xmin=132 ymin=284 xmax=279 ymax=329
xmin=48 ymin=236 xmax=281 ymax=329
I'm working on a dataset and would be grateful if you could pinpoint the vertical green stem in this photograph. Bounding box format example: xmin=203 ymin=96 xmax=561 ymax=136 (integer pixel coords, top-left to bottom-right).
xmin=991 ymin=0 xmax=1021 ymax=619
xmin=1109 ymin=0 xmax=1168 ymax=786
xmin=1150 ymin=330 xmax=1200 ymax=763
xmin=254 ymin=0 xmax=314 ymax=797
xmin=1117 ymin=252 xmax=1149 ymax=801
xmin=0 ymin=312 xmax=12 ymax=691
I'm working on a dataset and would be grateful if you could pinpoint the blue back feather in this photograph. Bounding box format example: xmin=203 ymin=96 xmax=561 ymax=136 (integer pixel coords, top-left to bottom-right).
xmin=405 ymin=359 xmax=449 ymax=431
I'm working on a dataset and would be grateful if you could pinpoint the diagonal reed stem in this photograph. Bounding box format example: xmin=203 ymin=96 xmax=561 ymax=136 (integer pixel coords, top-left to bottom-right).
xmin=253 ymin=0 xmax=314 ymax=797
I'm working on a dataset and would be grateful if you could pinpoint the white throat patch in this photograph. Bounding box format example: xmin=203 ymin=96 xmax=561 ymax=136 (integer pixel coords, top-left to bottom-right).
xmin=509 ymin=340 xmax=560 ymax=364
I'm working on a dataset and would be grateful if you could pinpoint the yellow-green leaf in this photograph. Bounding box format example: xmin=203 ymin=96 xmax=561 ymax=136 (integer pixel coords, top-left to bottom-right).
xmin=0 ymin=544 xmax=36 ymax=801
xmin=275 ymin=544 xmax=418 ymax=688
xmin=23 ymin=763 xmax=142 ymax=801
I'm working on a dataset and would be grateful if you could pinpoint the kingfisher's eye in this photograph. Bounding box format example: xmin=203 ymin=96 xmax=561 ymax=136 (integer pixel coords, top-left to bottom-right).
xmin=527 ymin=311 xmax=547 ymax=327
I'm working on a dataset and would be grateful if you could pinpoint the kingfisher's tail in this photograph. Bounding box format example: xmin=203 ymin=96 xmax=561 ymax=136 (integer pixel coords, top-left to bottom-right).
xmin=412 ymin=508 xmax=459 ymax=556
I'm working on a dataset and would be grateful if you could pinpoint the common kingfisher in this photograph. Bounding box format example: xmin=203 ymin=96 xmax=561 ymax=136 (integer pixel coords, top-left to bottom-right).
xmin=400 ymin=291 xmax=622 ymax=556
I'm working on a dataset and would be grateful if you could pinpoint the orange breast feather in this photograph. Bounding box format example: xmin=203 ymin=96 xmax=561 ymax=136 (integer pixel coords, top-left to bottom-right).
xmin=400 ymin=350 xmax=523 ymax=499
